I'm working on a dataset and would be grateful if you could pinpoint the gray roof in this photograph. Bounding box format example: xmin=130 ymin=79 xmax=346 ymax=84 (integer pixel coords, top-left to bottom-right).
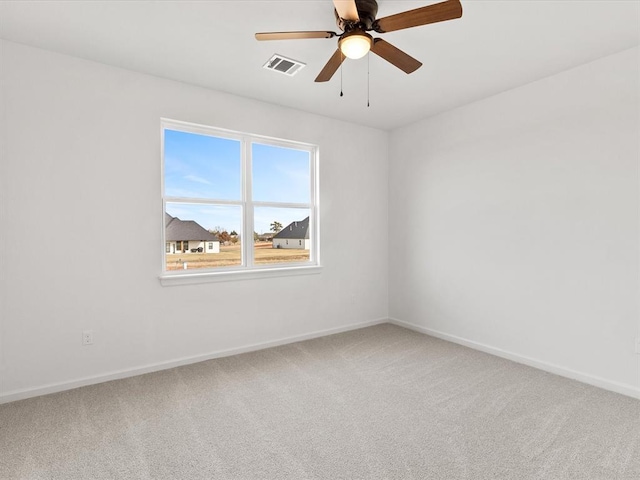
xmin=165 ymin=213 xmax=219 ymax=242
xmin=273 ymin=217 xmax=309 ymax=240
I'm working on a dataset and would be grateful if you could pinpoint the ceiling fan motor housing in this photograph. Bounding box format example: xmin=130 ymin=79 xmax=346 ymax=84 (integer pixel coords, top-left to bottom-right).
xmin=335 ymin=0 xmax=379 ymax=32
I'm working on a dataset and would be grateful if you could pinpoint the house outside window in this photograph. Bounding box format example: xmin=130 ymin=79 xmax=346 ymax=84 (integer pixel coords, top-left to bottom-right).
xmin=161 ymin=118 xmax=319 ymax=283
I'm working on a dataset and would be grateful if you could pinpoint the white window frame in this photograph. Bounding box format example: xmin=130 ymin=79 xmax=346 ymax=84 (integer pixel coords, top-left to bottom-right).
xmin=159 ymin=118 xmax=321 ymax=286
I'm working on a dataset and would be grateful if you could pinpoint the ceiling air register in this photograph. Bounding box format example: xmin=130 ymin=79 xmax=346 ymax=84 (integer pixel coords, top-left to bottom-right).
xmin=263 ymin=54 xmax=306 ymax=76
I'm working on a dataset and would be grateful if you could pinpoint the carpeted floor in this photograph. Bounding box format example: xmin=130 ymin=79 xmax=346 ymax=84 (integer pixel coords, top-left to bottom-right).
xmin=1 ymin=323 xmax=639 ymax=479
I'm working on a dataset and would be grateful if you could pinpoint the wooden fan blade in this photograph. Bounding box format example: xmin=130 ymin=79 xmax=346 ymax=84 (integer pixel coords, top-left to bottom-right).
xmin=370 ymin=38 xmax=422 ymax=74
xmin=333 ymin=0 xmax=359 ymax=21
xmin=374 ymin=0 xmax=462 ymax=33
xmin=315 ymin=49 xmax=346 ymax=82
xmin=255 ymin=31 xmax=337 ymax=41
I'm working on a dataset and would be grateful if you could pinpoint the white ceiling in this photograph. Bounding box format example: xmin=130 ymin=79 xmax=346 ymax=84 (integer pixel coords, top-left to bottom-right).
xmin=1 ymin=0 xmax=638 ymax=131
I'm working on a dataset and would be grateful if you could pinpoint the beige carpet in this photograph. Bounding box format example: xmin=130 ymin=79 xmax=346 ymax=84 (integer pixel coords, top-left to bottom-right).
xmin=1 ymin=323 xmax=639 ymax=479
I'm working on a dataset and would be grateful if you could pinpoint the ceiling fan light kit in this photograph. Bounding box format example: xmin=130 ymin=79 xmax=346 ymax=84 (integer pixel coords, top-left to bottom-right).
xmin=255 ymin=0 xmax=463 ymax=82
xmin=339 ymin=30 xmax=372 ymax=59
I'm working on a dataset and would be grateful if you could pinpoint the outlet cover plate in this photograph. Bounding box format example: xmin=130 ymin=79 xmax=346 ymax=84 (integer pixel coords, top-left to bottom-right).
xmin=82 ymin=330 xmax=93 ymax=346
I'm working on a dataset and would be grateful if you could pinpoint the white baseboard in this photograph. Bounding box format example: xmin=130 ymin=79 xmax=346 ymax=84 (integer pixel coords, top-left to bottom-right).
xmin=389 ymin=317 xmax=640 ymax=401
xmin=0 ymin=318 xmax=388 ymax=405
xmin=5 ymin=317 xmax=637 ymax=405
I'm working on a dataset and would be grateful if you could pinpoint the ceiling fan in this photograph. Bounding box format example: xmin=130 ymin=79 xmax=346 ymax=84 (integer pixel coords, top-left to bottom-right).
xmin=255 ymin=0 xmax=463 ymax=82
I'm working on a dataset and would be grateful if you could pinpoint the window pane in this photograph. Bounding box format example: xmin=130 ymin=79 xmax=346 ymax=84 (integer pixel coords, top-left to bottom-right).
xmin=164 ymin=129 xmax=240 ymax=200
xmin=254 ymin=207 xmax=310 ymax=265
xmin=252 ymin=143 xmax=310 ymax=203
xmin=165 ymin=203 xmax=242 ymax=270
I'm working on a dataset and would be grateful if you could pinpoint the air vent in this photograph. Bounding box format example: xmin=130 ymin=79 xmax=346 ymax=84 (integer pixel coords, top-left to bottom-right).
xmin=263 ymin=54 xmax=306 ymax=76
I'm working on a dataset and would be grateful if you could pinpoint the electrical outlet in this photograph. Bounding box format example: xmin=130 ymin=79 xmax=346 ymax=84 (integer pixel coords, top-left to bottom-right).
xmin=82 ymin=330 xmax=93 ymax=346
xmin=635 ymin=337 xmax=640 ymax=355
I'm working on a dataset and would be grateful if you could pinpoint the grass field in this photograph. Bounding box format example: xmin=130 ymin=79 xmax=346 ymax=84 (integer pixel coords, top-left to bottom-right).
xmin=166 ymin=242 xmax=309 ymax=270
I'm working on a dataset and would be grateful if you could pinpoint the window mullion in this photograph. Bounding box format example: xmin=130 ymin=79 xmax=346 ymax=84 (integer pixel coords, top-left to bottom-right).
xmin=164 ymin=197 xmax=242 ymax=206
xmin=243 ymin=137 xmax=254 ymax=268
xmin=252 ymin=201 xmax=310 ymax=209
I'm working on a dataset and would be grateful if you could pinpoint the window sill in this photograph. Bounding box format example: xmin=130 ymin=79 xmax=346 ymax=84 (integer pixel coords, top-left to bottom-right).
xmin=159 ymin=264 xmax=322 ymax=286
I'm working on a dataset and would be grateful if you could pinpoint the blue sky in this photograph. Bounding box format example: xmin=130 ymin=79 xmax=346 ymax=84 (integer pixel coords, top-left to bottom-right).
xmin=164 ymin=129 xmax=310 ymax=234
xmin=164 ymin=130 xmax=241 ymax=200
xmin=252 ymin=143 xmax=310 ymax=203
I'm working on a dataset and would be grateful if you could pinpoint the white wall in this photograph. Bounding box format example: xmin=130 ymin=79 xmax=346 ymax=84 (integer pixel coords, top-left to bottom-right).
xmin=389 ymin=47 xmax=640 ymax=397
xmin=0 ymin=40 xmax=389 ymax=401
xmin=166 ymin=240 xmax=220 ymax=254
xmin=205 ymin=241 xmax=220 ymax=254
xmin=272 ymin=238 xmax=307 ymax=250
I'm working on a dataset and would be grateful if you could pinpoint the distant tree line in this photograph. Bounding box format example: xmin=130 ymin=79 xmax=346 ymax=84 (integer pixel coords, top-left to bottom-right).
xmin=208 ymin=222 xmax=282 ymax=245
xmin=209 ymin=226 xmax=238 ymax=245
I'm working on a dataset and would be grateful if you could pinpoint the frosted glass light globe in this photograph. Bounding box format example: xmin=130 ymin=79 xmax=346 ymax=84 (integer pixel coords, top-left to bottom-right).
xmin=339 ymin=33 xmax=372 ymax=60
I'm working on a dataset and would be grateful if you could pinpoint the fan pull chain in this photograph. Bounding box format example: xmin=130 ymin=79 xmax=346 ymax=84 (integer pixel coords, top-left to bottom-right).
xmin=367 ymin=51 xmax=370 ymax=107
xmin=340 ymin=51 xmax=344 ymax=97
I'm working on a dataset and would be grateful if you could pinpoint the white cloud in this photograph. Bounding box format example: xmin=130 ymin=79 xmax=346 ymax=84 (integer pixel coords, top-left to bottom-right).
xmin=184 ymin=174 xmax=212 ymax=185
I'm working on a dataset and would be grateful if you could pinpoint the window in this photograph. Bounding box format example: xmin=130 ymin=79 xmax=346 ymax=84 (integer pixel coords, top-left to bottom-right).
xmin=161 ymin=119 xmax=319 ymax=281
